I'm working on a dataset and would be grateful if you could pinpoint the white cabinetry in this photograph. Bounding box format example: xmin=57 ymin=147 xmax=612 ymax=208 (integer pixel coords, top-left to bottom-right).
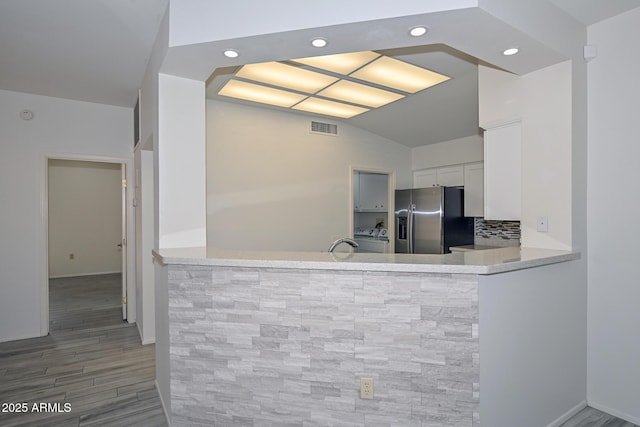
xmin=413 ymin=169 xmax=437 ymax=188
xmin=436 ymin=165 xmax=464 ymax=187
xmin=463 ymin=162 xmax=484 ymax=217
xmin=353 ymin=171 xmax=360 ymax=210
xmin=484 ymin=120 xmax=521 ymax=220
xmin=413 ymin=165 xmax=464 ymax=188
xmin=354 ymin=172 xmax=387 ymax=212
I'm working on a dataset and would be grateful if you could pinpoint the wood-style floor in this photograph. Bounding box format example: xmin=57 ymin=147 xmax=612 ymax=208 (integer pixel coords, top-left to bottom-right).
xmin=0 ymin=274 xmax=167 ymax=426
xmin=1 ymin=274 xmax=637 ymax=426
xmin=560 ymin=406 xmax=639 ymax=427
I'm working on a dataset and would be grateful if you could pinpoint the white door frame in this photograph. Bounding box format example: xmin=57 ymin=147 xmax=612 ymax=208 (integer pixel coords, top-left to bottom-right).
xmin=120 ymin=163 xmax=128 ymax=319
xmin=349 ymin=165 xmax=396 ymax=252
xmin=40 ymin=152 xmax=136 ymax=336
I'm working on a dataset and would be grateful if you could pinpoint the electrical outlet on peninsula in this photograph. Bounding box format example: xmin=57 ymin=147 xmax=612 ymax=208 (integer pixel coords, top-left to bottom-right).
xmin=360 ymin=377 xmax=374 ymax=399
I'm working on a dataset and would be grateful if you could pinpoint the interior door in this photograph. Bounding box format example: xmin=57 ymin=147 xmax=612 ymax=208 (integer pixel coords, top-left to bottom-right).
xmin=120 ymin=164 xmax=127 ymax=320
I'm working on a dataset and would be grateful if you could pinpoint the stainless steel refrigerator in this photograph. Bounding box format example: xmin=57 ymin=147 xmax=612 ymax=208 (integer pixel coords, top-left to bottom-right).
xmin=395 ymin=187 xmax=474 ymax=254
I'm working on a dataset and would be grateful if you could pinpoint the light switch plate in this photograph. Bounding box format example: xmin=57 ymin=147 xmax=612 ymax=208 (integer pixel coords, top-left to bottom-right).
xmin=537 ymin=216 xmax=548 ymax=232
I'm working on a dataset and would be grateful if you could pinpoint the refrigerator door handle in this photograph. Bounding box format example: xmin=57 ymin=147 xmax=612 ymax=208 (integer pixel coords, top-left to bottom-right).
xmin=408 ymin=203 xmax=415 ymax=254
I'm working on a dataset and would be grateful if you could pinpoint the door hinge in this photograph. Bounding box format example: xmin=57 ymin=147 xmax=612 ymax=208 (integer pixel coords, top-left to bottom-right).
xmin=122 ymin=179 xmax=127 ymax=188
xmin=122 ymin=296 xmax=127 ymax=304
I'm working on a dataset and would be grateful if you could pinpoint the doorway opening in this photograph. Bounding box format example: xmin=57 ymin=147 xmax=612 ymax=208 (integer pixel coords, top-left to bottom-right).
xmin=350 ymin=166 xmax=396 ymax=253
xmin=43 ymin=157 xmax=129 ymax=334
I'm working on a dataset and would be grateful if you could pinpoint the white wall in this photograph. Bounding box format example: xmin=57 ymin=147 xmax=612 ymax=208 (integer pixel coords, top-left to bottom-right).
xmin=411 ymin=134 xmax=483 ymax=170
xmin=136 ymin=7 xmax=173 ymax=415
xmin=167 ymin=0 xmax=475 ymax=47
xmin=478 ymin=62 xmax=572 ymax=250
xmin=135 ymin=149 xmax=156 ymax=345
xmin=206 ymin=100 xmax=412 ymax=251
xmin=134 ymin=4 xmax=168 ymax=347
xmin=48 ymin=160 xmax=122 ymax=278
xmin=157 ymin=74 xmax=206 ymax=249
xmin=0 ymin=89 xmax=133 ymax=343
xmin=520 ymin=61 xmax=572 ymax=250
xmin=154 ymin=262 xmax=170 ymax=418
xmin=586 ymin=7 xmax=640 ymax=424
xmin=479 ymin=260 xmax=586 ymax=427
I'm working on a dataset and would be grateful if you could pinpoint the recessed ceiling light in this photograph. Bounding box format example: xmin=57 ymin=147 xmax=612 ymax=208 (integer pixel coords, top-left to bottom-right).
xmin=409 ymin=26 xmax=428 ymax=37
xmin=223 ymin=49 xmax=239 ymax=58
xmin=503 ymin=48 xmax=519 ymax=56
xmin=311 ymin=38 xmax=327 ymax=48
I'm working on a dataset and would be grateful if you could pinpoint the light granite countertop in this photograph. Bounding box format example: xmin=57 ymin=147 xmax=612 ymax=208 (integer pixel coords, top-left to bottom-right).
xmin=153 ymin=246 xmax=580 ymax=275
xmin=449 ymin=244 xmax=503 ymax=252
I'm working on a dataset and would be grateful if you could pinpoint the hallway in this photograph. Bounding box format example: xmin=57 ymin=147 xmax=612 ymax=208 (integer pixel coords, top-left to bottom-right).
xmin=0 ymin=274 xmax=166 ymax=426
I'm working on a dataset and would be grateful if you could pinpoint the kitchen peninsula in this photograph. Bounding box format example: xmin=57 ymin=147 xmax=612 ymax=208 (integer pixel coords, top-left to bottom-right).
xmin=154 ymin=247 xmax=583 ymax=427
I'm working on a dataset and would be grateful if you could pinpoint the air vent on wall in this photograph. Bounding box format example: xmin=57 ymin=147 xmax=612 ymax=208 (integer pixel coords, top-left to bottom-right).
xmin=310 ymin=121 xmax=338 ymax=136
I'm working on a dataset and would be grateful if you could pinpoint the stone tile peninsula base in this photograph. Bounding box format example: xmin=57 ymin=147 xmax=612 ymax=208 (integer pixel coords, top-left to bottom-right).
xmin=153 ymin=247 xmax=583 ymax=427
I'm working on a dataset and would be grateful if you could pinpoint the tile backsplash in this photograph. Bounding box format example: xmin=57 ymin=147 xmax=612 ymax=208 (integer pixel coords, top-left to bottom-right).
xmin=474 ymin=218 xmax=521 ymax=247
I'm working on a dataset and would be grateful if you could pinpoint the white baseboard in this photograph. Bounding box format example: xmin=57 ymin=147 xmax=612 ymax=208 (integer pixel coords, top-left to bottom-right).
xmin=546 ymin=400 xmax=587 ymax=427
xmin=589 ymin=400 xmax=640 ymax=425
xmin=155 ymin=379 xmax=171 ymax=426
xmin=142 ymin=337 xmax=156 ymax=345
xmin=49 ymin=271 xmax=122 ymax=279
xmin=0 ymin=331 xmax=47 ymax=344
xmin=136 ymin=322 xmax=156 ymax=345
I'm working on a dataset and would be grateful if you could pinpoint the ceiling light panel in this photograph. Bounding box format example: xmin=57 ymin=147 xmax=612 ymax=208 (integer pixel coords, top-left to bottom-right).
xmin=292 ymin=97 xmax=369 ymax=119
xmin=318 ymin=80 xmax=404 ymax=108
xmin=236 ymin=62 xmax=337 ymax=94
xmin=350 ymin=56 xmax=450 ymax=93
xmin=292 ymin=51 xmax=381 ymax=75
xmin=218 ymin=80 xmax=307 ymax=108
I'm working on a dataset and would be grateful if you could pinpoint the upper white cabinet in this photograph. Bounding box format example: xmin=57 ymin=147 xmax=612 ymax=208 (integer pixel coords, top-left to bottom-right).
xmin=463 ymin=162 xmax=484 ymax=217
xmin=413 ymin=162 xmax=486 ymax=217
xmin=413 ymin=165 xmax=463 ymax=188
xmin=354 ymin=172 xmax=388 ymax=212
xmin=436 ymin=165 xmax=464 ymax=187
xmin=413 ymin=169 xmax=437 ymax=188
xmin=484 ymin=120 xmax=521 ymax=220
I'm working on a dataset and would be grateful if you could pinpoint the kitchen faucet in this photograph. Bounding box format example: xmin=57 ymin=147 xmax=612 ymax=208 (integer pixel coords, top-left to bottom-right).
xmin=328 ymin=237 xmax=359 ymax=253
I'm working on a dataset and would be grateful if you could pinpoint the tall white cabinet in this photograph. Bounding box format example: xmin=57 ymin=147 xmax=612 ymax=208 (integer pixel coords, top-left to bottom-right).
xmin=463 ymin=162 xmax=484 ymax=217
xmin=483 ymin=120 xmax=521 ymax=220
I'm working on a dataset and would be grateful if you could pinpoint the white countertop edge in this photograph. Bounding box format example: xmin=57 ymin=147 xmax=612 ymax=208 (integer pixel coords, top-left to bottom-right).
xmin=152 ymin=247 xmax=580 ymax=275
